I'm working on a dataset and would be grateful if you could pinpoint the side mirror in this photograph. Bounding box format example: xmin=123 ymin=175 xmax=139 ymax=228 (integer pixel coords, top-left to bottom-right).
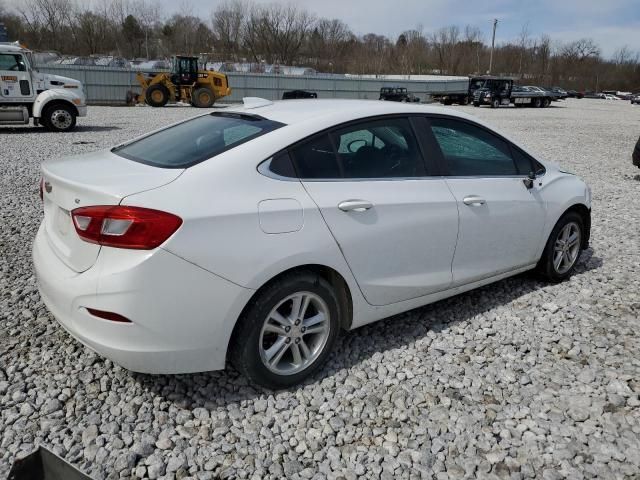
xmin=523 ymin=171 xmax=536 ymax=189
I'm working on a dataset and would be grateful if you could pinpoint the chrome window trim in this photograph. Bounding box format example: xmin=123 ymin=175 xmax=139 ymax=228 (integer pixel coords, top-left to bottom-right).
xmin=258 ymin=158 xmax=546 ymax=183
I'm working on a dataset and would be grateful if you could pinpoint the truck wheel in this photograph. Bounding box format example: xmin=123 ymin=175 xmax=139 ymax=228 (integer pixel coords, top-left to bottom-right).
xmin=491 ymin=98 xmax=500 ymax=109
xmin=543 ymin=98 xmax=551 ymax=108
xmin=192 ymin=87 xmax=216 ymax=108
xmin=145 ymin=84 xmax=170 ymax=107
xmin=460 ymin=97 xmax=469 ymax=105
xmin=443 ymin=99 xmax=452 ymax=106
xmin=533 ymin=98 xmax=542 ymax=108
xmin=473 ymin=102 xmax=480 ymax=107
xmin=42 ymin=103 xmax=76 ymax=132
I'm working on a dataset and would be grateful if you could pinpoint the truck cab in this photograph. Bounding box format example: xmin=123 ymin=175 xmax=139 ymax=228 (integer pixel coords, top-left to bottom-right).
xmin=470 ymin=76 xmax=513 ymax=108
xmin=0 ymin=42 xmax=87 ymax=131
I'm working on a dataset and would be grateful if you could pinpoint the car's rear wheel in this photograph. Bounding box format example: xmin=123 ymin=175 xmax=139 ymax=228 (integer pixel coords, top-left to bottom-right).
xmin=229 ymin=271 xmax=340 ymax=389
xmin=537 ymin=212 xmax=584 ymax=282
xmin=491 ymin=98 xmax=500 ymax=108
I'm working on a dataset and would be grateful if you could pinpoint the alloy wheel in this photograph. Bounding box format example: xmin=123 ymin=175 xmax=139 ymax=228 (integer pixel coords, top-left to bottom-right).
xmin=259 ymin=291 xmax=331 ymax=375
xmin=553 ymin=221 xmax=581 ymax=274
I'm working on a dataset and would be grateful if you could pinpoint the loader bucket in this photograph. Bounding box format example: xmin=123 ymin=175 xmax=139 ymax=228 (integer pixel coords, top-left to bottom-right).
xmin=7 ymin=447 xmax=93 ymax=480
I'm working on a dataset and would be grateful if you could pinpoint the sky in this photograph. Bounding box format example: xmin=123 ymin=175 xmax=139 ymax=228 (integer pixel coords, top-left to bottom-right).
xmin=158 ymin=0 xmax=640 ymax=58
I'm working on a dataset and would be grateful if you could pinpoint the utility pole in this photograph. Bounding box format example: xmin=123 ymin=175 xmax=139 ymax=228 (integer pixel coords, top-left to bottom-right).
xmin=488 ymin=19 xmax=498 ymax=74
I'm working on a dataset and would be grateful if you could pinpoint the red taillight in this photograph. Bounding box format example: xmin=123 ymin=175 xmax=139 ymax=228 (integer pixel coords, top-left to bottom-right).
xmin=71 ymin=206 xmax=182 ymax=250
xmin=86 ymin=308 xmax=132 ymax=323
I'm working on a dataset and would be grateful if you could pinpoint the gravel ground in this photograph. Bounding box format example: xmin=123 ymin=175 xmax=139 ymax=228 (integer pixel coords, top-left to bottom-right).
xmin=1 ymin=100 xmax=640 ymax=479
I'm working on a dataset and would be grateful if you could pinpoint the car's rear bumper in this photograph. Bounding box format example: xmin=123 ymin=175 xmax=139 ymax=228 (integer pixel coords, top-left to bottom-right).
xmin=33 ymin=222 xmax=253 ymax=374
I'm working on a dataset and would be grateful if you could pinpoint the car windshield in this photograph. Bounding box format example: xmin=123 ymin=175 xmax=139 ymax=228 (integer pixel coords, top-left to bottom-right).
xmin=113 ymin=113 xmax=284 ymax=168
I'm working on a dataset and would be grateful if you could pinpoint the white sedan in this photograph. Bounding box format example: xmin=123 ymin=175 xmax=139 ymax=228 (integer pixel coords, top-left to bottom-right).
xmin=33 ymin=99 xmax=591 ymax=388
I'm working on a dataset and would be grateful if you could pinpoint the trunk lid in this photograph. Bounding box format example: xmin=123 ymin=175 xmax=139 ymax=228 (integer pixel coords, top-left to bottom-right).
xmin=41 ymin=149 xmax=183 ymax=272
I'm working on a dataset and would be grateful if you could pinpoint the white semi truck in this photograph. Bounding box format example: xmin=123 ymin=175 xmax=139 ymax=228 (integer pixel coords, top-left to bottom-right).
xmin=0 ymin=42 xmax=87 ymax=131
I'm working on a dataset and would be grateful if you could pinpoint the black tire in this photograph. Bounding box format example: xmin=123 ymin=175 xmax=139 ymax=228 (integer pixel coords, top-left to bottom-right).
xmin=491 ymin=98 xmax=500 ymax=109
xmin=229 ymin=271 xmax=341 ymax=389
xmin=543 ymin=98 xmax=551 ymax=108
xmin=41 ymin=103 xmax=76 ymax=132
xmin=460 ymin=97 xmax=469 ymax=105
xmin=533 ymin=97 xmax=542 ymax=108
xmin=191 ymin=87 xmax=216 ymax=108
xmin=537 ymin=212 xmax=584 ymax=282
xmin=473 ymin=102 xmax=480 ymax=107
xmin=145 ymin=84 xmax=169 ymax=107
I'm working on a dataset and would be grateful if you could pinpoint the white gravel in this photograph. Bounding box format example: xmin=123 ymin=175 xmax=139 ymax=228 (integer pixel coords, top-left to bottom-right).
xmin=1 ymin=100 xmax=640 ymax=479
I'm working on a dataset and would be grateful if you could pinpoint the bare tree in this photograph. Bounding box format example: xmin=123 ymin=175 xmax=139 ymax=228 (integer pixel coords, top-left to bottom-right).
xmin=430 ymin=25 xmax=460 ymax=74
xmin=18 ymin=0 xmax=74 ymax=51
xmin=517 ymin=21 xmax=530 ymax=75
xmin=244 ymin=3 xmax=314 ymax=65
xmin=211 ymin=0 xmax=246 ymax=61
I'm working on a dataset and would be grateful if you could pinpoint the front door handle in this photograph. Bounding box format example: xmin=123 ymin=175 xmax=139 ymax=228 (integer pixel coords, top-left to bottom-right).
xmin=338 ymin=200 xmax=373 ymax=212
xmin=463 ymin=195 xmax=486 ymax=206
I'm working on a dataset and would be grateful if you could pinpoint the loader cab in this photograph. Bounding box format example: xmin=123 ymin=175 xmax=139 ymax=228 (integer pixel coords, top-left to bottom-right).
xmin=171 ymin=56 xmax=199 ymax=86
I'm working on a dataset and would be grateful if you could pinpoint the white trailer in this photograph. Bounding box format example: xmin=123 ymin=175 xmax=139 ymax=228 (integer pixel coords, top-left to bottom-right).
xmin=0 ymin=42 xmax=87 ymax=131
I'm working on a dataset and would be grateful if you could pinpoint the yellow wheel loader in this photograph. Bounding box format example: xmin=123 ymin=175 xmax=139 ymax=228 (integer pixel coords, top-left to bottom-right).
xmin=128 ymin=56 xmax=231 ymax=108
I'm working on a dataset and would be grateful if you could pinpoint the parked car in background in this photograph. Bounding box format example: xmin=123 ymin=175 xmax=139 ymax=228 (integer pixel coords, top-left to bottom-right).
xmin=603 ymin=94 xmax=620 ymax=100
xmin=583 ymin=92 xmax=605 ymax=99
xmin=549 ymin=87 xmax=569 ymax=99
xmin=630 ymin=94 xmax=640 ymax=105
xmin=379 ymin=86 xmax=420 ymax=102
xmin=282 ymin=90 xmax=318 ymax=100
xmin=33 ymin=98 xmax=592 ymax=388
xmin=566 ymin=90 xmax=584 ymax=99
xmin=525 ymin=85 xmax=561 ymax=101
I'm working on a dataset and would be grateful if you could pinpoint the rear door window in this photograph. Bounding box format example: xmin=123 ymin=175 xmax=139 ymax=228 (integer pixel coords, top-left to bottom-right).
xmin=113 ymin=113 xmax=284 ymax=168
xmin=331 ymin=118 xmax=425 ymax=178
xmin=288 ymin=117 xmax=427 ymax=179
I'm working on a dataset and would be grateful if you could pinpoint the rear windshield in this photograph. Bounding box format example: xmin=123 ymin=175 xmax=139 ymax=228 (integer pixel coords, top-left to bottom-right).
xmin=113 ymin=113 xmax=284 ymax=168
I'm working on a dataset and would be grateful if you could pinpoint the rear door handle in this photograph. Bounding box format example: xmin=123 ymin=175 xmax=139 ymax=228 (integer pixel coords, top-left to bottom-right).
xmin=338 ymin=200 xmax=373 ymax=212
xmin=463 ymin=195 xmax=486 ymax=206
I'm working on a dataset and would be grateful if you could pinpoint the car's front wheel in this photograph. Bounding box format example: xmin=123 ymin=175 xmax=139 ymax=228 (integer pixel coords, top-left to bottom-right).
xmin=229 ymin=271 xmax=340 ymax=389
xmin=537 ymin=212 xmax=584 ymax=282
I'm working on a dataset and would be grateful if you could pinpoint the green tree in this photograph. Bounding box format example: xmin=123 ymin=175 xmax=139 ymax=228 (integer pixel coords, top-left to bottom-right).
xmin=122 ymin=14 xmax=144 ymax=58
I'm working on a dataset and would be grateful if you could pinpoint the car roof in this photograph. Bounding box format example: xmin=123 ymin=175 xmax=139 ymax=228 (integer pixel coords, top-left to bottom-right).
xmin=224 ymin=98 xmax=480 ymax=128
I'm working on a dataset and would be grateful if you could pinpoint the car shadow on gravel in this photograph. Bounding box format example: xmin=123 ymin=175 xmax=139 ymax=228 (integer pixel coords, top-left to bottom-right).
xmin=133 ymin=248 xmax=603 ymax=406
xmin=0 ymin=125 xmax=121 ymax=133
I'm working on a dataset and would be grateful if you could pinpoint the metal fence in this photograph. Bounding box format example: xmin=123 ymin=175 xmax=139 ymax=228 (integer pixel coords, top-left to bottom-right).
xmin=36 ymin=64 xmax=469 ymax=105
